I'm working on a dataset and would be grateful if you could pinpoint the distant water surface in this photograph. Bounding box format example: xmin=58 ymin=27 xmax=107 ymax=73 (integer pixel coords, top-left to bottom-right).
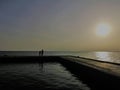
xmin=0 ymin=51 xmax=120 ymax=64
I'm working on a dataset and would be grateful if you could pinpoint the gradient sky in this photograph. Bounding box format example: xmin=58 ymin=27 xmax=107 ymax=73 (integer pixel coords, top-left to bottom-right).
xmin=0 ymin=0 xmax=120 ymax=51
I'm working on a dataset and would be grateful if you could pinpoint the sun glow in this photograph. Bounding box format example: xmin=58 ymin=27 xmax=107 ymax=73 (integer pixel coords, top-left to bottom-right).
xmin=96 ymin=23 xmax=111 ymax=37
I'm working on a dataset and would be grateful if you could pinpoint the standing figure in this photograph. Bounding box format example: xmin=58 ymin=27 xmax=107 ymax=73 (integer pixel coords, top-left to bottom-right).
xmin=41 ymin=49 xmax=44 ymax=56
xmin=39 ymin=51 xmax=41 ymax=56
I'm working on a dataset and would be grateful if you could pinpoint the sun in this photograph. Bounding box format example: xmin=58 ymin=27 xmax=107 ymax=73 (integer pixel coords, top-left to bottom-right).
xmin=96 ymin=23 xmax=111 ymax=37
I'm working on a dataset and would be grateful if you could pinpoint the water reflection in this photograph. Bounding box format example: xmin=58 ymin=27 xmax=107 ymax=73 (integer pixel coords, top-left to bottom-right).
xmin=0 ymin=62 xmax=90 ymax=90
xmin=95 ymin=52 xmax=112 ymax=62
xmin=38 ymin=62 xmax=44 ymax=71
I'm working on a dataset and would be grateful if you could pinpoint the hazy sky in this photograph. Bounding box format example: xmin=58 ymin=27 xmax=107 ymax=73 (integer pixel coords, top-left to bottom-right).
xmin=0 ymin=0 xmax=120 ymax=51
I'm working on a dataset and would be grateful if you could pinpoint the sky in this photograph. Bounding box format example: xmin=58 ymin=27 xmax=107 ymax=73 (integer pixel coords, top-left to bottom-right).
xmin=0 ymin=0 xmax=120 ymax=51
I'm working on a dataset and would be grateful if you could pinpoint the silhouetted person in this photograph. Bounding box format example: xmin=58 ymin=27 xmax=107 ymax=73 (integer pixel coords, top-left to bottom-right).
xmin=39 ymin=51 xmax=41 ymax=56
xmin=41 ymin=49 xmax=44 ymax=56
xmin=39 ymin=49 xmax=44 ymax=56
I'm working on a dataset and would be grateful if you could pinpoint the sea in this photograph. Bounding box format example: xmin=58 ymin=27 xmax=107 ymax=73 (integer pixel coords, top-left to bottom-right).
xmin=0 ymin=51 xmax=120 ymax=64
xmin=0 ymin=51 xmax=120 ymax=89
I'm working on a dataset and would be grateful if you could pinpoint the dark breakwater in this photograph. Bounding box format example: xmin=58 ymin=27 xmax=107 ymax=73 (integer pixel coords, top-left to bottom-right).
xmin=0 ymin=56 xmax=59 ymax=62
xmin=0 ymin=56 xmax=120 ymax=90
xmin=59 ymin=57 xmax=120 ymax=90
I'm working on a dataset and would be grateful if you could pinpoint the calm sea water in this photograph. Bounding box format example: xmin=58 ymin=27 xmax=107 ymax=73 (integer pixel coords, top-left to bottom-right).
xmin=0 ymin=62 xmax=90 ymax=90
xmin=0 ymin=51 xmax=120 ymax=64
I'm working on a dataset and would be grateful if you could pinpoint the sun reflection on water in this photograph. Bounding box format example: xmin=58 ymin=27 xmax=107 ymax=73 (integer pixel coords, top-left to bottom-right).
xmin=95 ymin=52 xmax=112 ymax=62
